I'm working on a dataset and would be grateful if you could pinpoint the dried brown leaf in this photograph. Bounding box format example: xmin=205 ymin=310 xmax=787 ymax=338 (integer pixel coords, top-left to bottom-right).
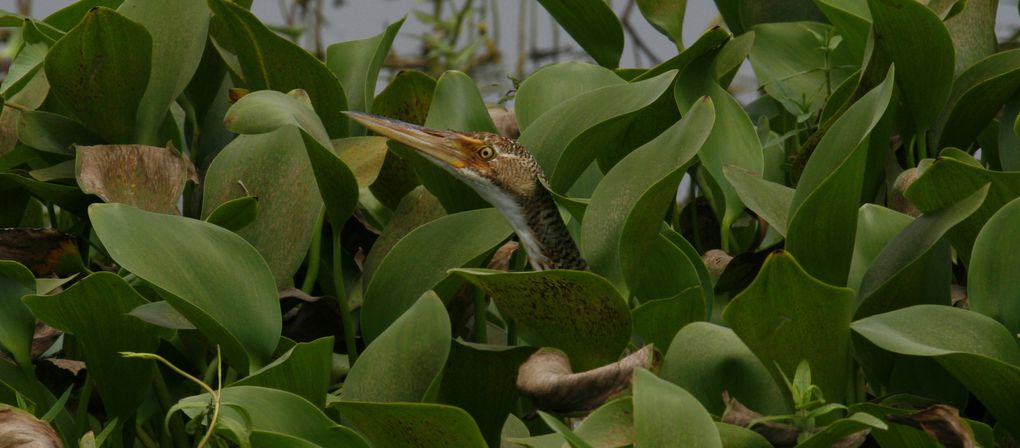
xmin=75 ymin=144 xmax=196 ymax=214
xmin=887 ymin=404 xmax=974 ymax=448
xmin=721 ymin=391 xmax=799 ymax=446
xmin=516 ymin=345 xmax=656 ymax=413
xmin=0 ymin=229 xmax=80 ymax=276
xmin=487 ymin=241 xmax=519 ymax=271
xmin=30 ymin=323 xmax=61 ymax=360
xmin=45 ymin=358 xmax=85 ymax=376
xmin=702 ymin=249 xmax=733 ymax=280
xmin=0 ymin=405 xmax=64 ymax=448
xmin=487 ymin=105 xmax=519 ymax=138
xmin=890 ymin=168 xmax=921 ymax=217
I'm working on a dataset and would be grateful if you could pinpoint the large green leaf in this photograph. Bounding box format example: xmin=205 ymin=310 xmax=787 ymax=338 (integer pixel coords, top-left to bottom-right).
xmin=223 ymin=89 xmax=330 ymax=146
xmin=178 ymin=386 xmax=368 ymax=447
xmin=933 ymin=49 xmax=1020 ymax=150
xmin=814 ymin=0 xmax=871 ymax=62
xmin=335 ymin=401 xmax=487 ymax=448
xmin=723 ymin=251 xmax=857 ymax=405
xmin=514 ymin=62 xmax=624 ymax=131
xmin=17 ymin=110 xmax=101 ymax=155
xmin=931 ymin=0 xmax=998 ymax=75
xmin=367 ymin=71 xmax=434 ymax=208
xmin=234 ymin=338 xmax=333 ymax=408
xmin=573 ymin=396 xmax=635 ymax=446
xmin=90 ymin=203 xmax=280 ymax=374
xmin=0 ymin=261 xmax=37 ymax=367
xmin=635 ymin=0 xmax=686 ymax=48
xmin=904 ymin=156 xmax=1020 ymax=263
xmin=856 ymin=185 xmax=987 ymax=319
xmin=518 ymin=71 xmax=676 ymax=194
xmin=868 ymin=0 xmax=954 ymax=135
xmin=786 ymin=66 xmax=894 ymax=286
xmin=325 ymin=18 xmax=404 ymax=135
xmin=633 ymin=368 xmax=722 ymax=448
xmin=207 ymin=0 xmax=347 ymax=137
xmin=581 ymin=96 xmax=714 ymax=297
xmin=361 ymin=208 xmax=509 ymax=342
xmin=797 ymin=413 xmax=887 ymax=448
xmin=535 ymin=0 xmax=623 ymax=68
xmin=660 ymin=322 xmax=788 ymax=416
xmin=202 ymin=127 xmax=322 ymax=287
xmin=118 ymin=0 xmax=209 ymax=144
xmin=1 ymin=19 xmax=58 ymax=103
xmin=723 ymin=166 xmax=794 ymax=236
xmin=969 ymin=196 xmax=1020 ymax=336
xmin=343 ymin=292 xmax=450 ymax=403
xmin=847 ymin=204 xmax=913 ymax=292
xmin=43 ymin=7 xmax=150 ymax=143
xmin=452 ymin=269 xmax=630 ymax=372
xmin=22 ymin=272 xmax=159 ymax=417
xmin=852 ymin=305 xmax=1020 ymax=437
xmin=431 ymin=341 xmax=534 ymax=448
xmin=632 ymin=286 xmax=705 ymax=350
xmin=362 ymin=187 xmax=445 ymax=286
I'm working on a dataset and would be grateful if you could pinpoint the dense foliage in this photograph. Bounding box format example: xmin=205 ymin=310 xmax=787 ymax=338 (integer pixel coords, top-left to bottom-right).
xmin=0 ymin=0 xmax=1019 ymax=446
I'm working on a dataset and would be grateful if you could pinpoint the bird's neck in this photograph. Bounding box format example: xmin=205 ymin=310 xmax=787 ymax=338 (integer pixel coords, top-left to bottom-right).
xmin=510 ymin=184 xmax=588 ymax=272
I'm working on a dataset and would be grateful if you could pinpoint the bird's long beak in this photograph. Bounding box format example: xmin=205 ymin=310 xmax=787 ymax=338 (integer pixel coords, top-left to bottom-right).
xmin=344 ymin=111 xmax=481 ymax=170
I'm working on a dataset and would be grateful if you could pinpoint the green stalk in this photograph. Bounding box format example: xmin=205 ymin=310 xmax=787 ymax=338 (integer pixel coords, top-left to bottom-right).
xmin=720 ymin=214 xmax=734 ymax=254
xmin=153 ymin=371 xmax=190 ymax=448
xmin=905 ymin=136 xmax=917 ymax=168
xmin=301 ymin=210 xmax=326 ymax=293
xmin=136 ymin=422 xmax=159 ymax=448
xmin=917 ymin=129 xmax=930 ymax=160
xmin=333 ymin=228 xmax=359 ymax=365
xmin=473 ymin=287 xmax=488 ymax=343
xmin=74 ymin=375 xmax=94 ymax=437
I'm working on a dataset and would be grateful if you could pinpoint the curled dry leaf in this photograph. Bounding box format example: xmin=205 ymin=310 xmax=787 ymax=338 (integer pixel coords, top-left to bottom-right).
xmin=0 ymin=405 xmax=64 ymax=448
xmin=487 ymin=105 xmax=519 ymax=138
xmin=487 ymin=241 xmax=520 ymax=271
xmin=890 ymin=168 xmax=921 ymax=217
xmin=702 ymin=249 xmax=733 ymax=280
xmin=45 ymin=358 xmax=86 ymax=376
xmin=75 ymin=144 xmax=197 ymax=215
xmin=0 ymin=228 xmax=80 ymax=276
xmin=886 ymin=404 xmax=974 ymax=448
xmin=950 ymin=284 xmax=969 ymax=309
xmin=721 ymin=391 xmax=799 ymax=446
xmin=30 ymin=323 xmax=61 ymax=359
xmin=516 ymin=344 xmax=656 ymax=413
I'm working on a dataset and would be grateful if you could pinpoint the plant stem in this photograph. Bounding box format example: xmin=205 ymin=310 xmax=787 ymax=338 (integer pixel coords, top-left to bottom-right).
xmin=905 ymin=136 xmax=917 ymax=168
xmin=688 ymin=175 xmax=704 ymax=253
xmin=332 ymin=228 xmax=359 ymax=365
xmin=301 ymin=210 xmax=326 ymax=293
xmin=153 ymin=371 xmax=190 ymax=448
xmin=918 ymin=129 xmax=930 ymax=160
xmin=74 ymin=375 xmax=94 ymax=437
xmin=136 ymin=422 xmax=159 ymax=448
xmin=473 ymin=287 xmax=488 ymax=343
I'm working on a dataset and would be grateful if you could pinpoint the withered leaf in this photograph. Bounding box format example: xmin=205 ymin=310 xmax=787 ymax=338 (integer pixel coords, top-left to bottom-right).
xmin=0 ymin=228 xmax=80 ymax=276
xmin=516 ymin=345 xmax=656 ymax=413
xmin=887 ymin=404 xmax=974 ymax=448
xmin=75 ymin=144 xmax=197 ymax=215
xmin=0 ymin=405 xmax=64 ymax=448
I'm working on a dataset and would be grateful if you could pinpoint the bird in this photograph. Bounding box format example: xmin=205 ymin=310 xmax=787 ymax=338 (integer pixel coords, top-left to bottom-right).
xmin=344 ymin=112 xmax=588 ymax=273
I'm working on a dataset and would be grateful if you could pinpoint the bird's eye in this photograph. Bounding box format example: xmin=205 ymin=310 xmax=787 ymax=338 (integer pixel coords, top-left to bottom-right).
xmin=477 ymin=146 xmax=496 ymax=160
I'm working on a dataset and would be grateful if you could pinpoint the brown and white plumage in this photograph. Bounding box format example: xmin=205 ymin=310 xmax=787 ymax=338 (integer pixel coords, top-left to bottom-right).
xmin=344 ymin=112 xmax=587 ymax=271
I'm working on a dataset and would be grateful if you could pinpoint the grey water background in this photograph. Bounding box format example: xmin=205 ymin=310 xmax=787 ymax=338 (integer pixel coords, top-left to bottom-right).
xmin=7 ymin=0 xmax=1020 ymax=101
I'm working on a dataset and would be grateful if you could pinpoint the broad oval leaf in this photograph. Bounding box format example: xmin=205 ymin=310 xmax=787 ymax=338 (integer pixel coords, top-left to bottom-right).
xmin=933 ymin=48 xmax=1020 ymax=150
xmin=632 ymin=286 xmax=705 ymax=351
xmin=326 ymin=18 xmax=404 ymax=135
xmin=234 ymin=338 xmax=333 ymax=407
xmin=723 ymin=165 xmax=794 ymax=236
xmin=636 ymin=0 xmax=686 ymax=48
xmin=969 ymin=196 xmax=1020 ymax=336
xmin=723 ymin=251 xmax=857 ymax=405
xmin=335 ymin=401 xmax=487 ymax=448
xmin=44 ymin=7 xmax=151 ymax=143
xmin=0 ymin=261 xmax=37 ymax=366
xmin=515 ymin=62 xmax=624 ymax=131
xmin=451 ymin=269 xmax=631 ymax=372
xmin=535 ymin=0 xmax=623 ymax=68
xmin=223 ymin=89 xmax=330 ymax=146
xmin=205 ymin=195 xmax=259 ymax=233
xmin=633 ymin=368 xmax=722 ymax=448
xmin=90 ymin=203 xmax=280 ymax=374
xmin=361 ymin=208 xmax=509 ymax=342
xmin=852 ymin=305 xmax=1020 ymax=437
xmin=22 ymin=272 xmax=159 ymax=417
xmin=343 ymin=292 xmax=450 ymax=403
xmin=847 ymin=204 xmax=913 ymax=292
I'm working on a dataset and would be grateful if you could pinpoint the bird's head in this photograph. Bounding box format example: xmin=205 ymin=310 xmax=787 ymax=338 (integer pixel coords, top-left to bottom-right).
xmin=344 ymin=112 xmax=544 ymax=204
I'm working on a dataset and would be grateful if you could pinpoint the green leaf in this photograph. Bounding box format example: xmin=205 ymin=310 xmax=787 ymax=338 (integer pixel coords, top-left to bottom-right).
xmin=178 ymin=386 xmax=368 ymax=447
xmin=325 ymin=18 xmax=404 ymax=135
xmin=362 ymin=187 xmax=445 ymax=286
xmin=582 ymin=96 xmax=714 ymax=297
xmin=514 ymin=62 xmax=624 ymax=131
xmin=343 ymin=292 xmax=450 ymax=402
xmin=573 ymin=396 xmax=635 ymax=446
xmin=815 ymin=0 xmax=871 ymax=62
xmin=538 ymin=411 xmax=593 ymax=448
xmin=904 ymin=156 xmax=1020 ymax=263
xmin=969 ymin=196 xmax=1020 ymax=336
xmin=868 ymin=0 xmax=954 ymax=134
xmin=1 ymin=20 xmax=58 ymax=102
xmin=715 ymin=422 xmax=772 ymax=448
xmin=535 ymin=0 xmax=623 ymax=68
xmin=661 ymin=322 xmax=788 ymax=416
xmin=335 ymin=401 xmax=487 ymax=448
xmin=75 ymin=144 xmax=194 ymax=214
xmin=723 ymin=165 xmax=794 ymax=236
xmin=633 ymin=368 xmax=722 ymax=448
xmin=635 ymin=0 xmax=686 ymax=48
xmin=451 ymin=269 xmax=631 ymax=372
xmin=44 ymin=7 xmax=151 ymax=143
xmin=202 ymin=127 xmax=322 ymax=287
xmin=207 ymin=0 xmax=348 ymax=137
xmin=361 ymin=208 xmax=509 ymax=342
xmin=128 ymin=301 xmax=195 ymax=330
xmin=335 ymin=137 xmax=390 ymax=188
xmin=16 ymin=110 xmax=101 ymax=155
xmin=0 ymin=173 xmax=89 ymax=214
xmin=747 ymin=22 xmax=856 ymax=119
xmin=432 ymin=341 xmax=534 ymax=447
xmin=796 ymin=413 xmax=888 ymax=447
xmin=234 ymin=338 xmax=333 ymax=407
xmin=786 ymin=66 xmax=895 ymax=286
xmin=857 ymin=184 xmax=987 ymax=319
xmin=852 ymin=305 xmax=1020 ymax=437
xmin=205 ymin=195 xmax=259 ymax=232
xmin=723 ymin=251 xmax=857 ymax=405
xmin=739 ymin=0 xmax=828 ymax=29
xmin=300 ymin=131 xmax=360 ymax=229
xmin=933 ymin=49 xmax=1020 ymax=150
xmin=518 ymin=71 xmax=676 ymax=194
xmin=632 ymin=286 xmax=705 ymax=350
xmin=0 ymin=261 xmax=36 ymax=367
xmin=367 ymin=71 xmax=434 ymax=208
xmin=933 ymin=0 xmax=998 ymax=75
xmin=224 ymin=89 xmax=330 ymax=146
xmin=118 ymin=0 xmax=209 ymax=144
xmin=634 ymin=26 xmax=731 ymax=83
xmin=43 ymin=0 xmax=124 ymax=31
xmin=23 ymin=272 xmax=159 ymax=417
xmin=847 ymin=204 xmax=913 ymax=291
xmin=90 ymin=203 xmax=280 ymax=374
